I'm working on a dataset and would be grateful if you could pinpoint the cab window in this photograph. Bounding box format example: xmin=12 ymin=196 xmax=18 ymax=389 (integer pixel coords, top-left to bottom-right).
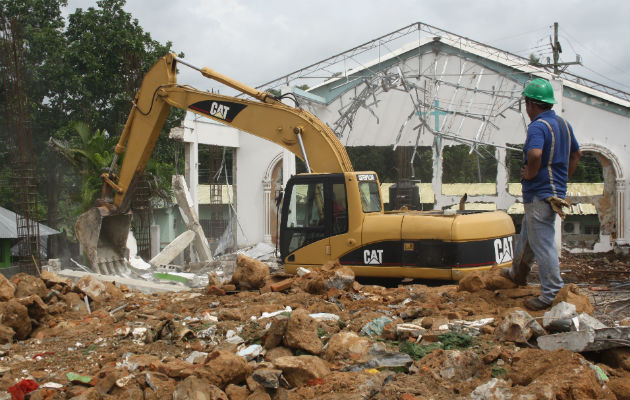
xmin=359 ymin=181 xmax=382 ymax=213
xmin=283 ymin=182 xmax=326 ymax=254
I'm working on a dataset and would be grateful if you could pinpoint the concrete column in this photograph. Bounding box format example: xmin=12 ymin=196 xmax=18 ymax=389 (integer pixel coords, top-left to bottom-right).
xmin=616 ymin=179 xmax=627 ymax=245
xmin=150 ymin=230 xmax=195 ymax=267
xmin=150 ymin=225 xmax=160 ymax=259
xmin=263 ymin=178 xmax=272 ymax=243
xmin=431 ymin=142 xmax=443 ymax=208
xmin=184 ymin=135 xmax=199 ymax=217
xmin=172 ymin=175 xmax=213 ymax=262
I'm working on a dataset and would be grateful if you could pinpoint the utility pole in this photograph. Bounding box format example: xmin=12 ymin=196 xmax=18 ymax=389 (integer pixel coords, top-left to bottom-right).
xmin=552 ymin=22 xmax=560 ymax=75
xmin=546 ymin=22 xmax=581 ymax=75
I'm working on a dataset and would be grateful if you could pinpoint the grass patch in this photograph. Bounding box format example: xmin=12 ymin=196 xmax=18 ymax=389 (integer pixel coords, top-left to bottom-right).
xmin=399 ymin=341 xmax=443 ymax=360
xmin=437 ymin=332 xmax=473 ymax=350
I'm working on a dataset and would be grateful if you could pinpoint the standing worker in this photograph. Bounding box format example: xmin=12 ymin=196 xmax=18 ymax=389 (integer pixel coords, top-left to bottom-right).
xmin=502 ymin=78 xmax=582 ymax=310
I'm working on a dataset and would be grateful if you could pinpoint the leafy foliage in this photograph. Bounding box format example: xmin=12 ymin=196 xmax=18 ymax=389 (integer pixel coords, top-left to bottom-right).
xmin=569 ymin=152 xmax=603 ymax=183
xmin=442 ymin=145 xmax=497 ymax=183
xmin=48 ymin=122 xmax=115 ymax=210
xmin=507 ymin=144 xmax=603 ymax=183
xmin=346 ymin=146 xmax=432 ymax=183
xmin=0 ymin=0 xmax=184 ymax=243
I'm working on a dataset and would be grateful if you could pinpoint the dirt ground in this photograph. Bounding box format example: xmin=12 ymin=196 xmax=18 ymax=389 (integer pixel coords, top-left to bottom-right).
xmin=0 ymin=251 xmax=628 ymax=400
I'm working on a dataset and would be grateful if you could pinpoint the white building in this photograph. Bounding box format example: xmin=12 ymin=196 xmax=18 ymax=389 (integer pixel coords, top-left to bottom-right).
xmin=174 ymin=23 xmax=629 ymax=253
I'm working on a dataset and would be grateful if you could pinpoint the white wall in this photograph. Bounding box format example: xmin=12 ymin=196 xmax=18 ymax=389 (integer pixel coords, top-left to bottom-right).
xmin=234 ymin=133 xmax=284 ymax=247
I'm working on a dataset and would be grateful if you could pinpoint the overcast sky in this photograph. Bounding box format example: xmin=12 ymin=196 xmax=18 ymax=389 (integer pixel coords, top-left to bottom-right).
xmin=64 ymin=0 xmax=629 ymax=96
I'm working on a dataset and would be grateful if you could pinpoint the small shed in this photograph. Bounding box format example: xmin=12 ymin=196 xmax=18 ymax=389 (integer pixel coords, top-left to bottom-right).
xmin=0 ymin=206 xmax=60 ymax=269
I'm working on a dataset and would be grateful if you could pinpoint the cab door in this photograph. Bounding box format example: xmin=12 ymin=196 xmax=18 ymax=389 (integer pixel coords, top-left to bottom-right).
xmin=280 ymin=174 xmax=342 ymax=266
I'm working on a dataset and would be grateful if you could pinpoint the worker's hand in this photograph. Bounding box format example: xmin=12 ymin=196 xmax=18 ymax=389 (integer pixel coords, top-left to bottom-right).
xmin=520 ymin=165 xmax=530 ymax=180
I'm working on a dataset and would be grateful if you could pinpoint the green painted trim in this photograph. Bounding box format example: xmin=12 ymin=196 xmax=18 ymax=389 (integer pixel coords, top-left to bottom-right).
xmin=564 ymin=87 xmax=630 ymax=117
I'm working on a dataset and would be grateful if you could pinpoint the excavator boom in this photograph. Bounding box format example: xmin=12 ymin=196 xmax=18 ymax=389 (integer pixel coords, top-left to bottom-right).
xmin=76 ymin=53 xmax=353 ymax=272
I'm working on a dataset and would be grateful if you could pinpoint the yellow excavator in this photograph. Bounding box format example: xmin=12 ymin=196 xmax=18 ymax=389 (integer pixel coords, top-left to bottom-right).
xmin=75 ymin=53 xmax=515 ymax=280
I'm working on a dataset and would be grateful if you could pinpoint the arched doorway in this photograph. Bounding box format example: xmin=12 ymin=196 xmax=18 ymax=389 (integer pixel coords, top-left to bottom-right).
xmin=575 ymin=144 xmax=626 ymax=248
xmin=263 ymin=153 xmax=284 ymax=245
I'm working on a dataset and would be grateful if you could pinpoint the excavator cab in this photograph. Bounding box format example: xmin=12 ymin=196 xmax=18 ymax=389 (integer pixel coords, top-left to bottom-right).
xmin=280 ymin=172 xmax=384 ymax=266
xmin=280 ymin=173 xmax=349 ymax=260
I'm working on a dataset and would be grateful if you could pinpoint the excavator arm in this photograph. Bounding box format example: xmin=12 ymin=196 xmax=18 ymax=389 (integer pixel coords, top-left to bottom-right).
xmin=76 ymin=53 xmax=353 ymax=272
xmin=109 ymin=53 xmax=353 ymax=212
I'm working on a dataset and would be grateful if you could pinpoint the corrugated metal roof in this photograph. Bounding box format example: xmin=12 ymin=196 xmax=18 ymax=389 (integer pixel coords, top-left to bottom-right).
xmin=0 ymin=206 xmax=60 ymax=239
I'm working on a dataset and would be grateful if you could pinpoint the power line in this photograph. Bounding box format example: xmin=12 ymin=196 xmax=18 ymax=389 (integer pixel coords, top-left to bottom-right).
xmin=560 ymin=28 xmax=628 ymax=75
xmin=488 ymin=26 xmax=550 ymax=44
xmin=581 ymin=65 xmax=630 ymax=91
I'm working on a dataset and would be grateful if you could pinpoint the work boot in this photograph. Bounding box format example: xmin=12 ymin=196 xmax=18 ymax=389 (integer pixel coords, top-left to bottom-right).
xmin=524 ymin=296 xmax=551 ymax=311
xmin=500 ymin=268 xmax=527 ymax=286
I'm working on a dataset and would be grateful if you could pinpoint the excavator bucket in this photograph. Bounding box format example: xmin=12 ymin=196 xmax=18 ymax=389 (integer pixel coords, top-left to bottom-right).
xmin=75 ymin=207 xmax=132 ymax=275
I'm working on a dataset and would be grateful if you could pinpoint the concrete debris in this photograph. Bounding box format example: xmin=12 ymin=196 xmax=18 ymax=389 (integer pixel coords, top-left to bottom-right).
xmin=283 ymin=308 xmax=324 ymax=355
xmin=251 ymin=368 xmax=283 ymax=389
xmin=231 ymin=254 xmax=269 ymax=290
xmin=543 ymin=301 xmax=578 ymax=331
xmin=172 ymin=175 xmax=213 ymax=263
xmin=0 ymin=252 xmax=627 ymax=399
xmin=272 ymin=355 xmax=330 ymax=387
xmin=537 ymin=326 xmax=630 ymax=352
xmin=469 ymin=378 xmax=513 ymax=400
xmin=13 ymin=273 xmax=47 ymax=299
xmin=238 ymin=242 xmax=276 ymax=262
xmin=494 ymin=310 xmax=545 ymax=343
xmin=0 ymin=274 xmax=15 ymax=302
xmin=552 ymin=283 xmax=594 ymax=315
xmin=458 ymin=268 xmax=516 ymax=293
xmin=324 ymin=331 xmax=371 ymax=363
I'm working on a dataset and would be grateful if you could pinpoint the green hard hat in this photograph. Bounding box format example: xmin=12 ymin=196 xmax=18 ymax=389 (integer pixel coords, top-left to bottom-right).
xmin=522 ymin=78 xmax=557 ymax=104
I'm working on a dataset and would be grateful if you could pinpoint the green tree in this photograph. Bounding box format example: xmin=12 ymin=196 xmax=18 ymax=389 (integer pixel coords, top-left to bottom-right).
xmin=0 ymin=0 xmax=69 ymax=229
xmin=442 ymin=145 xmax=497 ymax=183
xmin=1 ymin=0 xmax=184 ymax=256
xmin=48 ymin=122 xmax=115 ymax=211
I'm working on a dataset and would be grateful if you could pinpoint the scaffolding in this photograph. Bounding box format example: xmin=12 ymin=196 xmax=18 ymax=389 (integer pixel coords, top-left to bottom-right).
xmin=1 ymin=16 xmax=41 ymax=274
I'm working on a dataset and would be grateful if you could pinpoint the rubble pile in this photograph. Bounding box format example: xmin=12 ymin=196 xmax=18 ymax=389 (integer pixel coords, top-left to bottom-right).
xmin=0 ymin=256 xmax=628 ymax=400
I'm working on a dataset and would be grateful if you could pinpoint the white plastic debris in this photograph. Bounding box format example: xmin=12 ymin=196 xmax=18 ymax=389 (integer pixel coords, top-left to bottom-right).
xmin=116 ymin=374 xmax=134 ymax=388
xmin=237 ymin=344 xmax=263 ymax=360
xmin=254 ymin=306 xmax=292 ymax=320
xmin=132 ymin=327 xmax=148 ymax=345
xmin=186 ymin=351 xmax=209 ymax=364
xmin=296 ymin=267 xmax=311 ymax=277
xmin=309 ymin=313 xmax=340 ymax=322
xmin=127 ymin=231 xmax=152 ymax=270
xmin=196 ymin=325 xmax=217 ymax=339
xmin=225 ymin=329 xmax=244 ymax=344
xmin=41 ymin=382 xmax=64 ymax=389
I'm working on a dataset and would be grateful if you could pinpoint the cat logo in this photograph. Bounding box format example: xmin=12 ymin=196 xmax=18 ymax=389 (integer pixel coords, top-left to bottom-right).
xmin=494 ymin=237 xmax=514 ymax=264
xmin=188 ymin=100 xmax=246 ymax=123
xmin=363 ymin=249 xmax=384 ymax=265
xmin=209 ymin=102 xmax=230 ymax=120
